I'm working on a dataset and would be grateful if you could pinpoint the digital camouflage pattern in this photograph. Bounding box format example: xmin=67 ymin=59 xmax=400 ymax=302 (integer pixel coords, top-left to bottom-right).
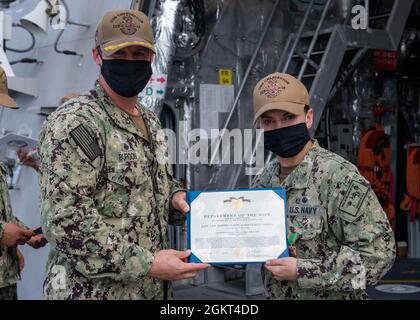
xmin=38 ymin=82 xmax=183 ymax=300
xmin=253 ymin=140 xmax=396 ymax=300
xmin=0 ymin=163 xmax=24 ymax=293
xmin=0 ymin=284 xmax=17 ymax=300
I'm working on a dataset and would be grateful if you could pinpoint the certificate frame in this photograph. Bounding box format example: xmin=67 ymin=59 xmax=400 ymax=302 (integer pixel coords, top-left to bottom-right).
xmin=186 ymin=188 xmax=289 ymax=265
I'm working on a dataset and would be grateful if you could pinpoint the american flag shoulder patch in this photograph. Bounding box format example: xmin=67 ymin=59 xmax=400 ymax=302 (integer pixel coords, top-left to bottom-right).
xmin=69 ymin=125 xmax=102 ymax=162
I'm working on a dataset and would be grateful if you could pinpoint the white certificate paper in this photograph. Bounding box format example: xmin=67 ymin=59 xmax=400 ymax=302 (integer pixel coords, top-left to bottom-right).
xmin=187 ymin=189 xmax=288 ymax=264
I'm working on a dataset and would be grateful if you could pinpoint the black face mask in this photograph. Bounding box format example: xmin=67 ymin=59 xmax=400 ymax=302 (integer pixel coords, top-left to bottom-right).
xmin=264 ymin=123 xmax=311 ymax=158
xmin=100 ymin=58 xmax=153 ymax=97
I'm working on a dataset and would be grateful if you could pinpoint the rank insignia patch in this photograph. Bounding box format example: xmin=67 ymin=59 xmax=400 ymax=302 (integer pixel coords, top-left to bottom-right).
xmin=339 ymin=181 xmax=369 ymax=218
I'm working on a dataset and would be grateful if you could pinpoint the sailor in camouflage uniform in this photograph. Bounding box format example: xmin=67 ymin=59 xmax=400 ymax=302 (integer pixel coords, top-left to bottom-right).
xmin=252 ymin=73 xmax=395 ymax=300
xmin=0 ymin=67 xmax=45 ymax=300
xmin=38 ymin=10 xmax=208 ymax=300
xmin=0 ymin=165 xmax=28 ymax=300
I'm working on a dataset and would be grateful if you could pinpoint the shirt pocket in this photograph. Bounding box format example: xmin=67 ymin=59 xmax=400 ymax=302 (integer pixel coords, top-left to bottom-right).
xmin=104 ymin=162 xmax=152 ymax=218
xmin=288 ymin=208 xmax=324 ymax=240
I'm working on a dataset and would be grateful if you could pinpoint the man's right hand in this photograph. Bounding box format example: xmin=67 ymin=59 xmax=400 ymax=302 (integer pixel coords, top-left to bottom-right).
xmin=147 ymin=249 xmax=210 ymax=280
xmin=0 ymin=223 xmax=34 ymax=247
xmin=27 ymin=234 xmax=48 ymax=249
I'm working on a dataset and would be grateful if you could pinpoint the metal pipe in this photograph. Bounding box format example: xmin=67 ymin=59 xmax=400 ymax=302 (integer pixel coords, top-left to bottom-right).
xmin=282 ymin=0 xmax=314 ymax=73
xmin=246 ymin=124 xmax=263 ymax=188
xmin=365 ymin=0 xmax=369 ymax=29
xmin=131 ymin=0 xmax=157 ymax=18
xmin=209 ymin=0 xmax=280 ymax=166
xmin=328 ymin=48 xmax=368 ymax=101
xmin=385 ymin=0 xmax=414 ymax=50
xmin=130 ymin=0 xmax=144 ymax=10
xmin=343 ymin=0 xmax=355 ymax=25
xmin=175 ymin=225 xmax=182 ymax=250
xmin=54 ymin=0 xmax=88 ymax=57
xmin=163 ymin=101 xmax=180 ymax=179
xmin=264 ymin=150 xmax=273 ymax=168
xmin=326 ymin=105 xmax=331 ymax=150
xmin=298 ymin=0 xmax=332 ymax=80
xmin=228 ymin=123 xmax=265 ymax=189
xmin=369 ymin=13 xmax=391 ymax=21
xmin=147 ymin=0 xmax=157 ymax=18
xmin=4 ymin=24 xmax=36 ymax=53
xmin=275 ymin=34 xmax=292 ymax=72
xmin=67 ymin=20 xmax=90 ymax=28
xmin=295 ymin=51 xmax=319 ymax=69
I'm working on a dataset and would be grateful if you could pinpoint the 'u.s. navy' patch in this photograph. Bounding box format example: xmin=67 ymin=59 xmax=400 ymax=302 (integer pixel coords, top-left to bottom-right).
xmin=339 ymin=181 xmax=369 ymax=218
xmin=70 ymin=125 xmax=101 ymax=162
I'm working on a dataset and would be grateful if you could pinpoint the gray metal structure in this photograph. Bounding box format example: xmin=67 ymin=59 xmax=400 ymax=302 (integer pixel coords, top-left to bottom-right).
xmin=306 ymin=0 xmax=414 ymax=131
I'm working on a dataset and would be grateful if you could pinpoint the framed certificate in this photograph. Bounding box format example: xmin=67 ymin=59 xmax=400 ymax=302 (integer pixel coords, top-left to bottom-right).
xmin=187 ymin=188 xmax=288 ymax=264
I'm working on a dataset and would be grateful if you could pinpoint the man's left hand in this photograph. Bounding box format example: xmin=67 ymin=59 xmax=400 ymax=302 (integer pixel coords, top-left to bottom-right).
xmin=171 ymin=191 xmax=189 ymax=215
xmin=265 ymin=257 xmax=298 ymax=281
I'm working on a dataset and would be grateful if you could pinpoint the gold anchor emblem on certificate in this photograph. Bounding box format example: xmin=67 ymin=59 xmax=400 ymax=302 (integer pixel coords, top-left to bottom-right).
xmin=223 ymin=196 xmax=251 ymax=212
xmin=232 ymin=199 xmax=243 ymax=211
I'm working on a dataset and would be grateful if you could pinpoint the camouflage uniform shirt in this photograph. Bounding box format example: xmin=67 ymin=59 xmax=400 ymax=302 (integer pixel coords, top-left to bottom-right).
xmin=0 ymin=164 xmax=24 ymax=290
xmin=252 ymin=140 xmax=395 ymax=299
xmin=38 ymin=82 xmax=183 ymax=300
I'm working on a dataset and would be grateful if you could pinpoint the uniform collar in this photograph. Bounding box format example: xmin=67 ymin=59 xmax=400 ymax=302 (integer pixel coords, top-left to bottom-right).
xmin=269 ymin=139 xmax=320 ymax=190
xmin=93 ymin=81 xmax=151 ymax=142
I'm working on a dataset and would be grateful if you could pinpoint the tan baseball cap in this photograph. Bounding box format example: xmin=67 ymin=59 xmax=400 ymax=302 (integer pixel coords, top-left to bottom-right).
xmin=60 ymin=92 xmax=79 ymax=104
xmin=95 ymin=10 xmax=155 ymax=57
xmin=253 ymin=72 xmax=309 ymax=122
xmin=0 ymin=67 xmax=18 ymax=109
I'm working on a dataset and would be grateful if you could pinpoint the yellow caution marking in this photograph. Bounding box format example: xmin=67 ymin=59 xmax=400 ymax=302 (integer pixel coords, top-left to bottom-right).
xmin=219 ymin=68 xmax=233 ymax=85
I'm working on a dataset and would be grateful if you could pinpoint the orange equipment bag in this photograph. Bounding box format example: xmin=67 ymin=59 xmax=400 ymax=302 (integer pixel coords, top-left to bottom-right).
xmin=400 ymin=146 xmax=420 ymax=222
xmin=358 ymin=124 xmax=395 ymax=221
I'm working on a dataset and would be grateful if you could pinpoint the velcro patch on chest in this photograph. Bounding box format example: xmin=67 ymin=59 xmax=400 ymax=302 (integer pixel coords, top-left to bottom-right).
xmin=339 ymin=180 xmax=369 ymax=219
xmin=70 ymin=125 xmax=102 ymax=162
xmin=288 ymin=205 xmax=323 ymax=216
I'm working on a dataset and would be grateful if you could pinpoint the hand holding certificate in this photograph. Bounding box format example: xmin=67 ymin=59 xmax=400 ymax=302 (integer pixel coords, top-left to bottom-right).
xmin=187 ymin=188 xmax=288 ymax=264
